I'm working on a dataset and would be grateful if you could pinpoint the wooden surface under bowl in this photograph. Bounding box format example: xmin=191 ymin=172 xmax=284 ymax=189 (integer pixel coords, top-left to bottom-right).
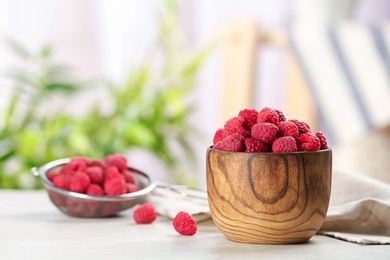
xmin=206 ymin=147 xmax=332 ymax=244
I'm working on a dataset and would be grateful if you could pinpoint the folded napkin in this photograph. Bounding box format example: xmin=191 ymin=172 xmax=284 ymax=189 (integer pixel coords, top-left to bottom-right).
xmin=318 ymin=168 xmax=390 ymax=244
xmin=147 ymin=169 xmax=390 ymax=245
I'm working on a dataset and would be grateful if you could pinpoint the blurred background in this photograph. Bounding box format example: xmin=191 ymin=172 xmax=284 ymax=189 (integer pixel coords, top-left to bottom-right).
xmin=1 ymin=0 xmax=390 ymax=189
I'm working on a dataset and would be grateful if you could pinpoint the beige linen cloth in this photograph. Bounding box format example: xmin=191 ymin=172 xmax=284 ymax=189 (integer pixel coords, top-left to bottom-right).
xmin=147 ymin=168 xmax=390 ymax=245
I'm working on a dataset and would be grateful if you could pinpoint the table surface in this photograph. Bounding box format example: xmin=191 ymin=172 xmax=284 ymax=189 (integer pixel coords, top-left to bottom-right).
xmin=1 ymin=190 xmax=390 ymax=260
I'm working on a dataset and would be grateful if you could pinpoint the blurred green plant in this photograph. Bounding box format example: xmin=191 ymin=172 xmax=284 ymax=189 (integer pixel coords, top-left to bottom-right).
xmin=0 ymin=0 xmax=212 ymax=189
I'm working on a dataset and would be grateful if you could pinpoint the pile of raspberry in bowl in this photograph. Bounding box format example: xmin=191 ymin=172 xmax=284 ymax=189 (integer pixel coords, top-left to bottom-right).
xmin=212 ymin=107 xmax=328 ymax=153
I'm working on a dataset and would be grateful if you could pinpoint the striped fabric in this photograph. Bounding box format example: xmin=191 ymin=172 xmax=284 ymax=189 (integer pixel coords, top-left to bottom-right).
xmin=289 ymin=22 xmax=390 ymax=145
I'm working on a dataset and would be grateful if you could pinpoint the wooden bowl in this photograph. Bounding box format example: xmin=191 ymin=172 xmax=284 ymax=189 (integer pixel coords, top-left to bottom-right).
xmin=206 ymin=147 xmax=332 ymax=244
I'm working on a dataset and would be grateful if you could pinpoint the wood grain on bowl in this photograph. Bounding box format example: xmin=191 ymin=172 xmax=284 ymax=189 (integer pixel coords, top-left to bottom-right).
xmin=206 ymin=148 xmax=332 ymax=244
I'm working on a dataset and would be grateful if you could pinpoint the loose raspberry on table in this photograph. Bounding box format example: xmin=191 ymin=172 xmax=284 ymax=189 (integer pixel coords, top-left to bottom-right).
xmin=213 ymin=128 xmax=229 ymax=145
xmin=257 ymin=107 xmax=279 ymax=125
xmin=290 ymin=119 xmax=311 ymax=135
xmin=272 ymin=136 xmax=298 ymax=153
xmin=223 ymin=116 xmax=250 ymax=137
xmin=213 ymin=134 xmax=245 ymax=152
xmin=172 ymin=211 xmax=197 ymax=236
xmin=315 ymin=131 xmax=328 ymax=150
xmin=278 ymin=120 xmax=299 ymax=139
xmin=251 ymin=122 xmax=279 ymax=144
xmin=297 ymin=133 xmax=321 ymax=151
xmin=244 ymin=138 xmax=269 ymax=153
xmin=133 ymin=203 xmax=157 ymax=224
xmin=238 ymin=108 xmax=259 ymax=131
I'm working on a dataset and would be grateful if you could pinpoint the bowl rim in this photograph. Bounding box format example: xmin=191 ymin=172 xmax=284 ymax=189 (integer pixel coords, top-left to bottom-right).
xmin=32 ymin=158 xmax=157 ymax=201
xmin=207 ymin=146 xmax=332 ymax=155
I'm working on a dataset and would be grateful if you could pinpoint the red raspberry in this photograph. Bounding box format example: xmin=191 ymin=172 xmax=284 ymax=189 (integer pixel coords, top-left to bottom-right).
xmin=213 ymin=134 xmax=245 ymax=152
xmin=69 ymin=171 xmax=91 ymax=193
xmin=48 ymin=172 xmax=60 ymax=182
xmin=122 ymin=170 xmax=136 ymax=184
xmin=274 ymin=109 xmax=286 ymax=122
xmin=251 ymin=122 xmax=279 ymax=144
xmin=53 ymin=174 xmax=72 ymax=190
xmin=104 ymin=177 xmax=127 ymax=196
xmin=127 ymin=183 xmax=141 ymax=193
xmin=86 ymin=166 xmax=103 ymax=184
xmin=297 ymin=133 xmax=320 ymax=151
xmin=315 ymin=131 xmax=329 ymax=150
xmin=290 ymin=119 xmax=311 ymax=135
xmin=223 ymin=116 xmax=250 ymax=137
xmin=104 ymin=166 xmax=124 ymax=181
xmin=244 ymin=138 xmax=269 ymax=153
xmin=278 ymin=120 xmax=299 ymax=139
xmin=133 ymin=203 xmax=157 ymax=224
xmin=105 ymin=154 xmax=128 ymax=172
xmin=172 ymin=211 xmax=197 ymax=236
xmin=272 ymin=136 xmax=298 ymax=153
xmin=71 ymin=157 xmax=92 ymax=166
xmin=91 ymin=159 xmax=107 ymax=169
xmin=257 ymin=107 xmax=279 ymax=125
xmin=213 ymin=128 xmax=229 ymax=145
xmin=238 ymin=108 xmax=258 ymax=131
xmin=60 ymin=160 xmax=87 ymax=174
xmin=86 ymin=184 xmax=105 ymax=196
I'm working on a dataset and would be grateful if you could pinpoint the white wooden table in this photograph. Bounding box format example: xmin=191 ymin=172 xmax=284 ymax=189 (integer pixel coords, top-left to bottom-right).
xmin=1 ymin=190 xmax=390 ymax=259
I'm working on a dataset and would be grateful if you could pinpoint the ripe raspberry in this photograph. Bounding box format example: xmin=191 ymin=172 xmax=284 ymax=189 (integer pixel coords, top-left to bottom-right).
xmin=71 ymin=157 xmax=92 ymax=166
xmin=105 ymin=154 xmax=128 ymax=172
xmin=213 ymin=134 xmax=245 ymax=152
xmin=290 ymin=119 xmax=311 ymax=135
xmin=297 ymin=133 xmax=320 ymax=151
xmin=278 ymin=120 xmax=299 ymax=139
xmin=172 ymin=211 xmax=197 ymax=236
xmin=315 ymin=131 xmax=329 ymax=150
xmin=86 ymin=184 xmax=105 ymax=196
xmin=257 ymin=107 xmax=279 ymax=125
xmin=91 ymin=159 xmax=107 ymax=169
xmin=223 ymin=116 xmax=250 ymax=137
xmin=104 ymin=166 xmax=124 ymax=181
xmin=274 ymin=109 xmax=286 ymax=122
xmin=213 ymin=128 xmax=229 ymax=145
xmin=272 ymin=136 xmax=298 ymax=153
xmin=244 ymin=138 xmax=269 ymax=153
xmin=48 ymin=172 xmax=60 ymax=182
xmin=86 ymin=166 xmax=103 ymax=184
xmin=60 ymin=160 xmax=87 ymax=174
xmin=127 ymin=183 xmax=141 ymax=193
xmin=69 ymin=171 xmax=91 ymax=193
xmin=122 ymin=170 xmax=136 ymax=184
xmin=53 ymin=174 xmax=71 ymax=190
xmin=238 ymin=108 xmax=258 ymax=131
xmin=104 ymin=177 xmax=127 ymax=196
xmin=251 ymin=122 xmax=279 ymax=144
xmin=133 ymin=203 xmax=157 ymax=224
